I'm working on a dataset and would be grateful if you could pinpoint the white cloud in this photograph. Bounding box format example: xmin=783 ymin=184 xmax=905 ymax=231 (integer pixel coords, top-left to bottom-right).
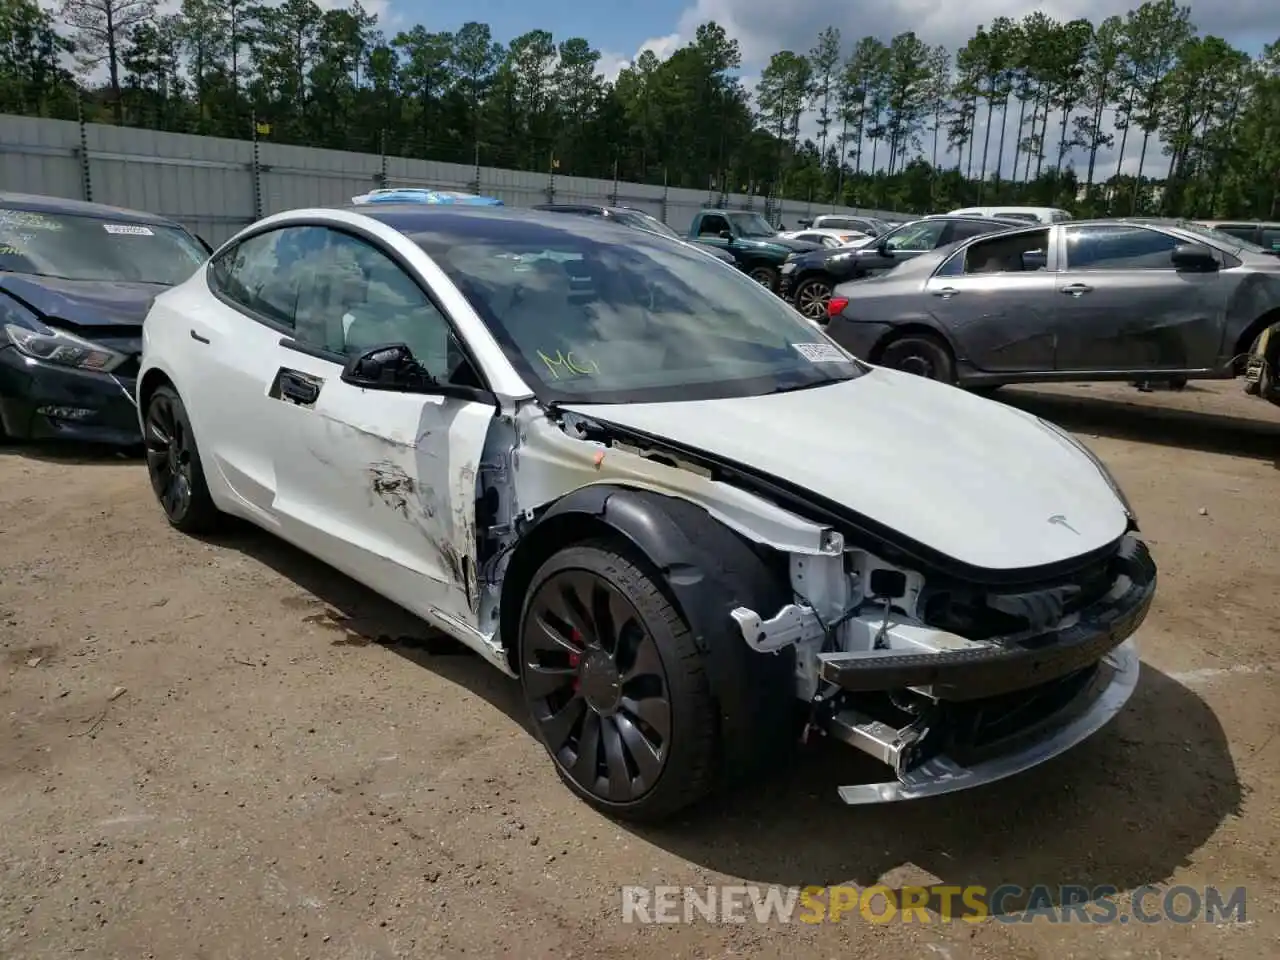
xmin=667 ymin=0 xmax=1278 ymax=66
xmin=601 ymin=32 xmax=686 ymax=79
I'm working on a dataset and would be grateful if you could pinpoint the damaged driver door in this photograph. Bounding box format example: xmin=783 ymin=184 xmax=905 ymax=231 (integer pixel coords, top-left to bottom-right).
xmin=265 ymin=227 xmax=495 ymax=637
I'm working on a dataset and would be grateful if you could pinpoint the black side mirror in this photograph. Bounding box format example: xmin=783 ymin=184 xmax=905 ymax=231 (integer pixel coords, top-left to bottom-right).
xmin=877 ymin=239 xmax=891 ymax=256
xmin=341 ymin=342 xmax=433 ymax=391
xmin=1171 ymin=243 xmax=1218 ymax=272
xmin=718 ymin=229 xmax=734 ymax=241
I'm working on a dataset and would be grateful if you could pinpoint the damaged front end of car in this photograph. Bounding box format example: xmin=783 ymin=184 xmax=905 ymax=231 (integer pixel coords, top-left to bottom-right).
xmin=729 ymin=534 xmax=1152 ymax=803
xmin=481 ymin=402 xmax=1154 ymax=805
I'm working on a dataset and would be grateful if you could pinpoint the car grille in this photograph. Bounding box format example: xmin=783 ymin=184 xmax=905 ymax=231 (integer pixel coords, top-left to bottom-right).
xmin=919 ymin=551 xmax=1118 ymax=642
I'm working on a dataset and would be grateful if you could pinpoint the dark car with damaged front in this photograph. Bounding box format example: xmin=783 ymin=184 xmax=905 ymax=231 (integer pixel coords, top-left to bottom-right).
xmin=0 ymin=193 xmax=209 ymax=446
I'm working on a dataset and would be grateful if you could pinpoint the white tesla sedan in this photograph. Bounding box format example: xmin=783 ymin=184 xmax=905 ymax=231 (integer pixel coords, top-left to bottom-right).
xmin=136 ymin=204 xmax=1155 ymax=821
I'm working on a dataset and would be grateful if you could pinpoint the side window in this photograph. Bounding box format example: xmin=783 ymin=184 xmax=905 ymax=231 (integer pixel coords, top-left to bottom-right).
xmin=1064 ymin=225 xmax=1179 ymax=270
xmin=948 ymin=220 xmax=999 ymax=243
xmin=1261 ymin=227 xmax=1280 ymax=252
xmin=962 ymin=229 xmax=1050 ymax=274
xmin=1216 ymin=225 xmax=1256 ymax=243
xmin=209 ymin=227 xmax=312 ymax=329
xmin=698 ymin=214 xmax=730 ymax=237
xmin=292 ymin=229 xmax=460 ymax=380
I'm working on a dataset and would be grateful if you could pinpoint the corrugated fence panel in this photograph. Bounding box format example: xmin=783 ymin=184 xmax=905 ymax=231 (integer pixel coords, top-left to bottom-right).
xmin=259 ymin=142 xmax=383 ymax=213
xmin=85 ymin=126 xmax=257 ymax=246
xmin=0 ymin=115 xmax=85 ymax=201
xmin=0 ymin=113 xmax=908 ymax=238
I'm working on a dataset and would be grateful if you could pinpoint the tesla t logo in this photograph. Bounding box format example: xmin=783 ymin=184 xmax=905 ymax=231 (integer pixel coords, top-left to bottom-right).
xmin=1048 ymin=514 xmax=1080 ymax=534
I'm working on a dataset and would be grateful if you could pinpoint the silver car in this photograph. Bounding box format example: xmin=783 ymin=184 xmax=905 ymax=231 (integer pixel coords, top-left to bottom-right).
xmin=825 ymin=218 xmax=1280 ymax=388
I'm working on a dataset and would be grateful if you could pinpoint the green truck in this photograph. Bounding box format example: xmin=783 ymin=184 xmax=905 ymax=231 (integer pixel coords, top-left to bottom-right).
xmin=686 ymin=209 xmax=824 ymax=292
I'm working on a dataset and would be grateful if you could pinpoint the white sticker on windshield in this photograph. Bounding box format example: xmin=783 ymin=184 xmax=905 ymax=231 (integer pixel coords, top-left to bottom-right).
xmin=103 ymin=223 xmax=154 ymax=236
xmin=792 ymin=342 xmax=848 ymax=363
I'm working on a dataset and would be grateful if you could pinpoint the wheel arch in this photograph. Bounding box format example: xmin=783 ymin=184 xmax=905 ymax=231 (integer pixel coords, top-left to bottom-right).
xmin=867 ymin=320 xmax=958 ymax=365
xmin=136 ymin=365 xmax=177 ymax=417
xmin=498 ymin=484 xmax=796 ymax=776
xmin=1232 ymin=308 xmax=1280 ymax=373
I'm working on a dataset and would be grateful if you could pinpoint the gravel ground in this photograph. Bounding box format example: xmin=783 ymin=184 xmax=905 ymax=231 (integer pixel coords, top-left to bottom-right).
xmin=1 ymin=380 xmax=1278 ymax=959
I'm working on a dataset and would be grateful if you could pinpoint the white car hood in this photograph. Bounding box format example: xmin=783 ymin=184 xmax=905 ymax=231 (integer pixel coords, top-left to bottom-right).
xmin=563 ymin=368 xmax=1130 ymax=572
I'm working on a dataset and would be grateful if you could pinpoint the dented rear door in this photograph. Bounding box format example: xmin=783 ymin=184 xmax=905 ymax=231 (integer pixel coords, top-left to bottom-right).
xmin=266 ymin=343 xmax=493 ymax=636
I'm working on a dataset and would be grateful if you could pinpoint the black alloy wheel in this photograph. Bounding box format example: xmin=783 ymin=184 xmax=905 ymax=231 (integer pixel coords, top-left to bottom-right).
xmin=524 ymin=569 xmax=671 ymax=799
xmin=519 ymin=542 xmax=716 ymax=820
xmin=794 ymin=277 xmax=833 ymax=320
xmin=878 ymin=334 xmax=956 ymax=385
xmin=144 ymin=385 xmax=220 ymax=533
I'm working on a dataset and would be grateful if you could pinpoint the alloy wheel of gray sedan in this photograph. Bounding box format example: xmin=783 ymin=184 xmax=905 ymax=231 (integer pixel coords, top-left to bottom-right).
xmin=794 ymin=278 xmax=833 ymax=320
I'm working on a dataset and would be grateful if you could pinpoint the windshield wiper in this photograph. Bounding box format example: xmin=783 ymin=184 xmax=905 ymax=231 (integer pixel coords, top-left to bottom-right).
xmin=763 ymin=378 xmax=843 ymax=396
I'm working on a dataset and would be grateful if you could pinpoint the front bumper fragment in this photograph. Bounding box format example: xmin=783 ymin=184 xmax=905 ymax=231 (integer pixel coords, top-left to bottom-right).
xmin=831 ymin=638 xmax=1139 ymax=804
xmin=818 ymin=535 xmax=1156 ymax=701
xmin=0 ymin=345 xmax=141 ymax=445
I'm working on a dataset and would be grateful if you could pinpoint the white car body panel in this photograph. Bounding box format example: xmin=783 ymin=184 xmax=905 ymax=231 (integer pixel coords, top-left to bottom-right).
xmin=563 ymin=367 xmax=1129 ymax=571
xmin=780 ymin=228 xmax=869 ymax=247
xmin=262 ymin=346 xmax=493 ymax=637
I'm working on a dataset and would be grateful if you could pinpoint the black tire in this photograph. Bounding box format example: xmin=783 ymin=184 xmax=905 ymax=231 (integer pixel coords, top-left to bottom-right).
xmin=1166 ymin=374 xmax=1188 ymax=391
xmin=1244 ymin=376 xmax=1260 ymax=396
xmin=878 ymin=333 xmax=956 ymax=384
xmin=747 ymin=264 xmax=779 ymax=291
xmin=518 ymin=540 xmax=716 ymax=822
xmin=1260 ymin=362 xmax=1278 ymax=405
xmin=793 ymin=277 xmax=833 ymax=320
xmin=143 ymin=385 xmax=221 ymax=534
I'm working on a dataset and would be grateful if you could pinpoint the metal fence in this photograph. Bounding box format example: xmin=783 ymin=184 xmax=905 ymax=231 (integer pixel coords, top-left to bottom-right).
xmin=0 ymin=112 xmax=900 ymax=247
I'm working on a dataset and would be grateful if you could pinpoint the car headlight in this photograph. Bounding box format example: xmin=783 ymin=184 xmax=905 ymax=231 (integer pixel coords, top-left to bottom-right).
xmin=4 ymin=322 xmax=128 ymax=373
xmin=780 ymin=261 xmax=796 ymax=274
xmin=1038 ymin=417 xmax=1138 ymax=527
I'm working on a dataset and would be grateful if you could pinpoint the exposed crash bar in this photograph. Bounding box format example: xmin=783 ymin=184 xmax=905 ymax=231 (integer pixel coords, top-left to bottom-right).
xmin=833 ymin=639 xmax=1140 ymax=804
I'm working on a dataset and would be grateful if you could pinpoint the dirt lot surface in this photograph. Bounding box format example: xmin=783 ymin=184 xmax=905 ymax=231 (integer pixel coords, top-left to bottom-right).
xmin=2 ymin=380 xmax=1279 ymax=959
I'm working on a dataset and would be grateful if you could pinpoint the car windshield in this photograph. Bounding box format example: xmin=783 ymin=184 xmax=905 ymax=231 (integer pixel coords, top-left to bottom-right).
xmin=1176 ymin=220 xmax=1273 ymax=256
xmin=410 ymin=217 xmax=864 ymax=404
xmin=613 ymin=211 xmax=682 ymax=241
xmin=726 ymin=212 xmax=778 ymax=238
xmin=0 ymin=207 xmax=207 ymax=284
xmin=883 ymin=221 xmax=942 ymax=251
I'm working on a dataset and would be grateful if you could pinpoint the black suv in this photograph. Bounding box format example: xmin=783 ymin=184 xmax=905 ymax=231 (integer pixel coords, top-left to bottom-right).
xmin=780 ymin=215 xmax=1027 ymax=320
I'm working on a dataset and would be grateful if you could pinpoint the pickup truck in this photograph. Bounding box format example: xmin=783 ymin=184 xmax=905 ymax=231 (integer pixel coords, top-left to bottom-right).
xmin=687 ymin=209 xmax=824 ymax=291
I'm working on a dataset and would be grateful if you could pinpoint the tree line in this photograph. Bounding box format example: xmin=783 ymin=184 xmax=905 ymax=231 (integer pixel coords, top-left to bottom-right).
xmin=1 ymin=0 xmax=1277 ymax=218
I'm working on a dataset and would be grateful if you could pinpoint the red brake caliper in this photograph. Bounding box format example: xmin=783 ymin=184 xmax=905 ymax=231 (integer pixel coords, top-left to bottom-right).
xmin=569 ymin=629 xmax=583 ymax=691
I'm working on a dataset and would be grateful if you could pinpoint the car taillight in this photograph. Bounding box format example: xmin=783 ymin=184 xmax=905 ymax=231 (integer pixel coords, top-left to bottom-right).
xmin=827 ymin=296 xmax=849 ymax=318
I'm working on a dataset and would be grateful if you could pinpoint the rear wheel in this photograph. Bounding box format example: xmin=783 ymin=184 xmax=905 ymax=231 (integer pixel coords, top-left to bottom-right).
xmin=793 ymin=277 xmax=833 ymax=320
xmin=519 ymin=541 xmax=716 ymax=822
xmin=143 ymin=385 xmax=221 ymax=534
xmin=747 ymin=264 xmax=779 ymax=291
xmin=878 ymin=333 xmax=956 ymax=384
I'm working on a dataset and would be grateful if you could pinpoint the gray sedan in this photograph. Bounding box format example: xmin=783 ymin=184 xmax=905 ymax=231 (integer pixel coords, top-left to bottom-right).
xmin=824 ymin=218 xmax=1280 ymax=388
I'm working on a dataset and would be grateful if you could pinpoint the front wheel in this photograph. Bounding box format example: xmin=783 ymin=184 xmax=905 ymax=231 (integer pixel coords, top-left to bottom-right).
xmin=747 ymin=264 xmax=780 ymax=291
xmin=793 ymin=277 xmax=833 ymax=320
xmin=878 ymin=334 xmax=956 ymax=384
xmin=518 ymin=541 xmax=717 ymax=822
xmin=144 ymin=385 xmax=222 ymax=534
